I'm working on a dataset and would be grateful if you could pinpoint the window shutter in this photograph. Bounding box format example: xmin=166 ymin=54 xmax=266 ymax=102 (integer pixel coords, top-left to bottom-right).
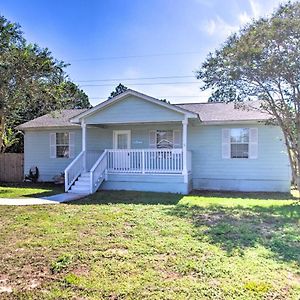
xmin=249 ymin=128 xmax=258 ymax=159
xmin=149 ymin=130 xmax=157 ymax=148
xmin=69 ymin=132 xmax=75 ymax=158
xmin=222 ymin=128 xmax=230 ymax=159
xmin=173 ymin=130 xmax=181 ymax=148
xmin=50 ymin=133 xmax=56 ymax=158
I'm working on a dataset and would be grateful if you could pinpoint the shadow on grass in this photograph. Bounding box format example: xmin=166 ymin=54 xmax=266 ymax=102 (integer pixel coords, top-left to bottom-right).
xmin=165 ymin=202 xmax=300 ymax=265
xmin=0 ymin=182 xmax=63 ymax=198
xmin=190 ymin=190 xmax=297 ymax=200
xmin=68 ymin=190 xmax=183 ymax=205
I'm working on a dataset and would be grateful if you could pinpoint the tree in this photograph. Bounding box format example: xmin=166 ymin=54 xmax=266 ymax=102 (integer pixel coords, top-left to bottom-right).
xmin=109 ymin=83 xmax=128 ymax=99
xmin=0 ymin=15 xmax=91 ymax=152
xmin=196 ymin=2 xmax=300 ymax=190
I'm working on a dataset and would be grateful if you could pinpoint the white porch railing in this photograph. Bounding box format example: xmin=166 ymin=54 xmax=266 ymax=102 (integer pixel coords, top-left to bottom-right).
xmin=107 ymin=149 xmax=184 ymax=174
xmin=90 ymin=150 xmax=108 ymax=194
xmin=64 ymin=150 xmax=85 ymax=192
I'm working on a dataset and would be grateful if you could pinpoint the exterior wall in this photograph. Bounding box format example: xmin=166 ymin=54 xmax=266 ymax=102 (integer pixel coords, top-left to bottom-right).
xmin=86 ymin=123 xmax=182 ymax=150
xmin=84 ymin=96 xmax=184 ymax=124
xmin=24 ymin=128 xmax=82 ymax=181
xmin=188 ymin=123 xmax=291 ymax=192
xmin=102 ymin=173 xmax=191 ymax=194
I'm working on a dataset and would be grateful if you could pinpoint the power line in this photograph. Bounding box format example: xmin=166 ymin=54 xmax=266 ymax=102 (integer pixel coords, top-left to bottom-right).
xmin=80 ymin=81 xmax=199 ymax=87
xmin=69 ymin=51 xmax=203 ymax=62
xmin=75 ymin=75 xmax=195 ymax=83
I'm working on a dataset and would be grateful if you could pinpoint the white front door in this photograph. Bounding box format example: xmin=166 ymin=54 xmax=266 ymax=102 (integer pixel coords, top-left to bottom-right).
xmin=113 ymin=130 xmax=131 ymax=170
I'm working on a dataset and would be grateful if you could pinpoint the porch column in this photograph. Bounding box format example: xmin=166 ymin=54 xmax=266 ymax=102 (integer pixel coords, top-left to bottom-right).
xmin=81 ymin=120 xmax=87 ymax=171
xmin=182 ymin=117 xmax=188 ymax=183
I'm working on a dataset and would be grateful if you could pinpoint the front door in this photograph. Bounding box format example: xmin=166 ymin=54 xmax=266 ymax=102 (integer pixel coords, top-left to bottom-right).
xmin=113 ymin=130 xmax=131 ymax=170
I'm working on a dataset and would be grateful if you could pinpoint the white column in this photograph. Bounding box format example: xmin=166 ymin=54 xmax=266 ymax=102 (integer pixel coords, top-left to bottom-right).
xmin=182 ymin=117 xmax=188 ymax=183
xmin=81 ymin=120 xmax=87 ymax=171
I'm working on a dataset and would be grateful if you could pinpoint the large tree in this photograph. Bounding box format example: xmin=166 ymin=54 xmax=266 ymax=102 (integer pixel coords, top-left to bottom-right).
xmin=197 ymin=2 xmax=300 ymax=189
xmin=0 ymin=16 xmax=91 ymax=152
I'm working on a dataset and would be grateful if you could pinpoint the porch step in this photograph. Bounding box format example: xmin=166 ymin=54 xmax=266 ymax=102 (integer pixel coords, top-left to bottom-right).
xmin=70 ymin=186 xmax=90 ymax=194
xmin=68 ymin=172 xmax=91 ymax=194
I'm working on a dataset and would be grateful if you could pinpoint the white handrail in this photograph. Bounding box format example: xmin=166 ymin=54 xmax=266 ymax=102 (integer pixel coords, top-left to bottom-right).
xmin=107 ymin=148 xmax=184 ymax=174
xmin=64 ymin=150 xmax=85 ymax=192
xmin=90 ymin=150 xmax=108 ymax=194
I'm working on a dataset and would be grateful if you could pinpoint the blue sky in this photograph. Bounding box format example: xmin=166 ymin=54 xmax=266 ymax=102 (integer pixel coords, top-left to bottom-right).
xmin=0 ymin=0 xmax=290 ymax=105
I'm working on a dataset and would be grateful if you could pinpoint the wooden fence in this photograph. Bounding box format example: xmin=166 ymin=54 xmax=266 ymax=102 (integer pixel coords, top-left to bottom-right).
xmin=0 ymin=153 xmax=24 ymax=182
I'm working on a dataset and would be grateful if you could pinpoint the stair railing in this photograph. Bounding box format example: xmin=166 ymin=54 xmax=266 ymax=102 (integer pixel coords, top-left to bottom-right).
xmin=64 ymin=150 xmax=85 ymax=192
xmin=90 ymin=150 xmax=108 ymax=194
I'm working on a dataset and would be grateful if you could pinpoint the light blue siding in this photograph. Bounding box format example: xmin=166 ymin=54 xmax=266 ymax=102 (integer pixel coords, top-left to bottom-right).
xmin=102 ymin=174 xmax=190 ymax=194
xmin=188 ymin=124 xmax=291 ymax=192
xmin=86 ymin=123 xmax=182 ymax=150
xmin=24 ymin=129 xmax=82 ymax=181
xmin=23 ymin=122 xmax=291 ymax=193
xmin=84 ymin=96 xmax=184 ymax=124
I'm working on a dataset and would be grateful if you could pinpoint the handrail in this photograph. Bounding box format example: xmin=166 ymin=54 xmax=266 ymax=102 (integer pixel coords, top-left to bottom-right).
xmin=107 ymin=148 xmax=183 ymax=174
xmin=90 ymin=150 xmax=108 ymax=194
xmin=64 ymin=150 xmax=85 ymax=192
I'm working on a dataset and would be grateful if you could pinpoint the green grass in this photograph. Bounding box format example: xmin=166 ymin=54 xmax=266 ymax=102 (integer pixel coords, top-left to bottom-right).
xmin=0 ymin=190 xmax=299 ymax=299
xmin=0 ymin=183 xmax=63 ymax=198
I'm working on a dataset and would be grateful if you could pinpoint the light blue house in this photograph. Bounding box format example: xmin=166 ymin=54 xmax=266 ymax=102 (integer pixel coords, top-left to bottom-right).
xmin=18 ymin=89 xmax=291 ymax=194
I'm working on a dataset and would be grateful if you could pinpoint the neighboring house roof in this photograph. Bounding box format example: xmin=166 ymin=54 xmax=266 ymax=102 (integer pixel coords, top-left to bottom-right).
xmin=16 ymin=109 xmax=88 ymax=130
xmin=176 ymin=101 xmax=270 ymax=123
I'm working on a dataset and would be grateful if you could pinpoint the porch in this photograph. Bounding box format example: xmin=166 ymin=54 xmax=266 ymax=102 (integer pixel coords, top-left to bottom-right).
xmin=64 ymin=122 xmax=191 ymax=195
xmin=64 ymin=90 xmax=197 ymax=195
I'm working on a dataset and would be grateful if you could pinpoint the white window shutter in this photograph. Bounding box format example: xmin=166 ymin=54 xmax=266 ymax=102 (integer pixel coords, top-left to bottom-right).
xmin=69 ymin=132 xmax=75 ymax=158
xmin=149 ymin=130 xmax=157 ymax=148
xmin=249 ymin=128 xmax=258 ymax=159
xmin=50 ymin=133 xmax=56 ymax=158
xmin=222 ymin=128 xmax=231 ymax=159
xmin=173 ymin=130 xmax=181 ymax=148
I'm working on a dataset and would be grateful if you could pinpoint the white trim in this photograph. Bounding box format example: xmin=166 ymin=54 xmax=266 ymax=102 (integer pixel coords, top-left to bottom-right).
xmin=70 ymin=89 xmax=198 ymax=123
xmin=201 ymin=120 xmax=267 ymax=125
xmin=182 ymin=117 xmax=188 ymax=183
xmin=113 ymin=130 xmax=131 ymax=149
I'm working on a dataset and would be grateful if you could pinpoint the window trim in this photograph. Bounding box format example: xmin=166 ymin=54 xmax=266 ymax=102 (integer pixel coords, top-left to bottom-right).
xmin=56 ymin=132 xmax=70 ymax=158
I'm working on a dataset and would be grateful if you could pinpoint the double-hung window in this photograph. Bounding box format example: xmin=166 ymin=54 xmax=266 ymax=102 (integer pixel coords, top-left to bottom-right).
xmin=50 ymin=132 xmax=75 ymax=159
xmin=222 ymin=128 xmax=258 ymax=159
xmin=230 ymin=128 xmax=249 ymax=158
xmin=149 ymin=130 xmax=181 ymax=149
xmin=56 ymin=133 xmax=70 ymax=158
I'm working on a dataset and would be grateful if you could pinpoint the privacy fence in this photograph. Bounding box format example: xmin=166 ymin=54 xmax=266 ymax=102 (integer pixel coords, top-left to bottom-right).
xmin=0 ymin=153 xmax=24 ymax=182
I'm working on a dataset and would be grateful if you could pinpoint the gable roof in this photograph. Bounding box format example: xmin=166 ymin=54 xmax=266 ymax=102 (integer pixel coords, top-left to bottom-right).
xmin=176 ymin=101 xmax=270 ymax=123
xmin=16 ymin=109 xmax=88 ymax=130
xmin=70 ymin=89 xmax=198 ymax=123
xmin=17 ymin=94 xmax=271 ymax=130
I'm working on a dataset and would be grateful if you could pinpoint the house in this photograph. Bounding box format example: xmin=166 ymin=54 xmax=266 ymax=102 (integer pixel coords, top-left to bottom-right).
xmin=17 ymin=89 xmax=291 ymax=194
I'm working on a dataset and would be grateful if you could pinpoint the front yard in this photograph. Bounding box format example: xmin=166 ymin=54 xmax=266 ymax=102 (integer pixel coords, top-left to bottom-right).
xmin=0 ymin=189 xmax=299 ymax=299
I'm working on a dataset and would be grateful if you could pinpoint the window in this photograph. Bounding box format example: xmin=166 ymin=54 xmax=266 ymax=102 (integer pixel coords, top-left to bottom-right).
xmin=56 ymin=133 xmax=70 ymax=158
xmin=230 ymin=128 xmax=249 ymax=158
xmin=156 ymin=130 xmax=173 ymax=149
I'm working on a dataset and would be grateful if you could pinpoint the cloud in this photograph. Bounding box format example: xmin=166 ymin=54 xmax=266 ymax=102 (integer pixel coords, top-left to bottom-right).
xmin=201 ymin=16 xmax=239 ymax=38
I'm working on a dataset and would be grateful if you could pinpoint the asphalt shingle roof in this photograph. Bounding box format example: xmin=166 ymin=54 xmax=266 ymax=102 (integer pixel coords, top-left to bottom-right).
xmin=17 ymin=101 xmax=270 ymax=130
xmin=175 ymin=101 xmax=270 ymax=122
xmin=17 ymin=109 xmax=88 ymax=129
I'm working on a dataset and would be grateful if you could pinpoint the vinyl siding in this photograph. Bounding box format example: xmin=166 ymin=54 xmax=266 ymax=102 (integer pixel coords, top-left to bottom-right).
xmin=86 ymin=123 xmax=182 ymax=150
xmin=188 ymin=124 xmax=291 ymax=192
xmin=84 ymin=96 xmax=184 ymax=124
xmin=24 ymin=129 xmax=82 ymax=181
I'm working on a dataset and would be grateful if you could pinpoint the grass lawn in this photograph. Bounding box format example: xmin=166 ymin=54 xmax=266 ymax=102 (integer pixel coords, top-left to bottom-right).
xmin=0 ymin=183 xmax=63 ymax=198
xmin=0 ymin=190 xmax=299 ymax=299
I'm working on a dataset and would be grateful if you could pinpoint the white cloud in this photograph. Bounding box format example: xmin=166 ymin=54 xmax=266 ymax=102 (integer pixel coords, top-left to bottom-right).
xmin=201 ymin=16 xmax=239 ymax=38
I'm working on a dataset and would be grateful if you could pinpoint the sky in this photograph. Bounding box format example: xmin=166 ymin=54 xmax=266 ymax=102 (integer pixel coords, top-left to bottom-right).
xmin=0 ymin=0 xmax=291 ymax=106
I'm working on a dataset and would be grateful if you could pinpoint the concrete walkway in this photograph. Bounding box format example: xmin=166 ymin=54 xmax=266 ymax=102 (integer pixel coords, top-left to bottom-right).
xmin=0 ymin=193 xmax=87 ymax=206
